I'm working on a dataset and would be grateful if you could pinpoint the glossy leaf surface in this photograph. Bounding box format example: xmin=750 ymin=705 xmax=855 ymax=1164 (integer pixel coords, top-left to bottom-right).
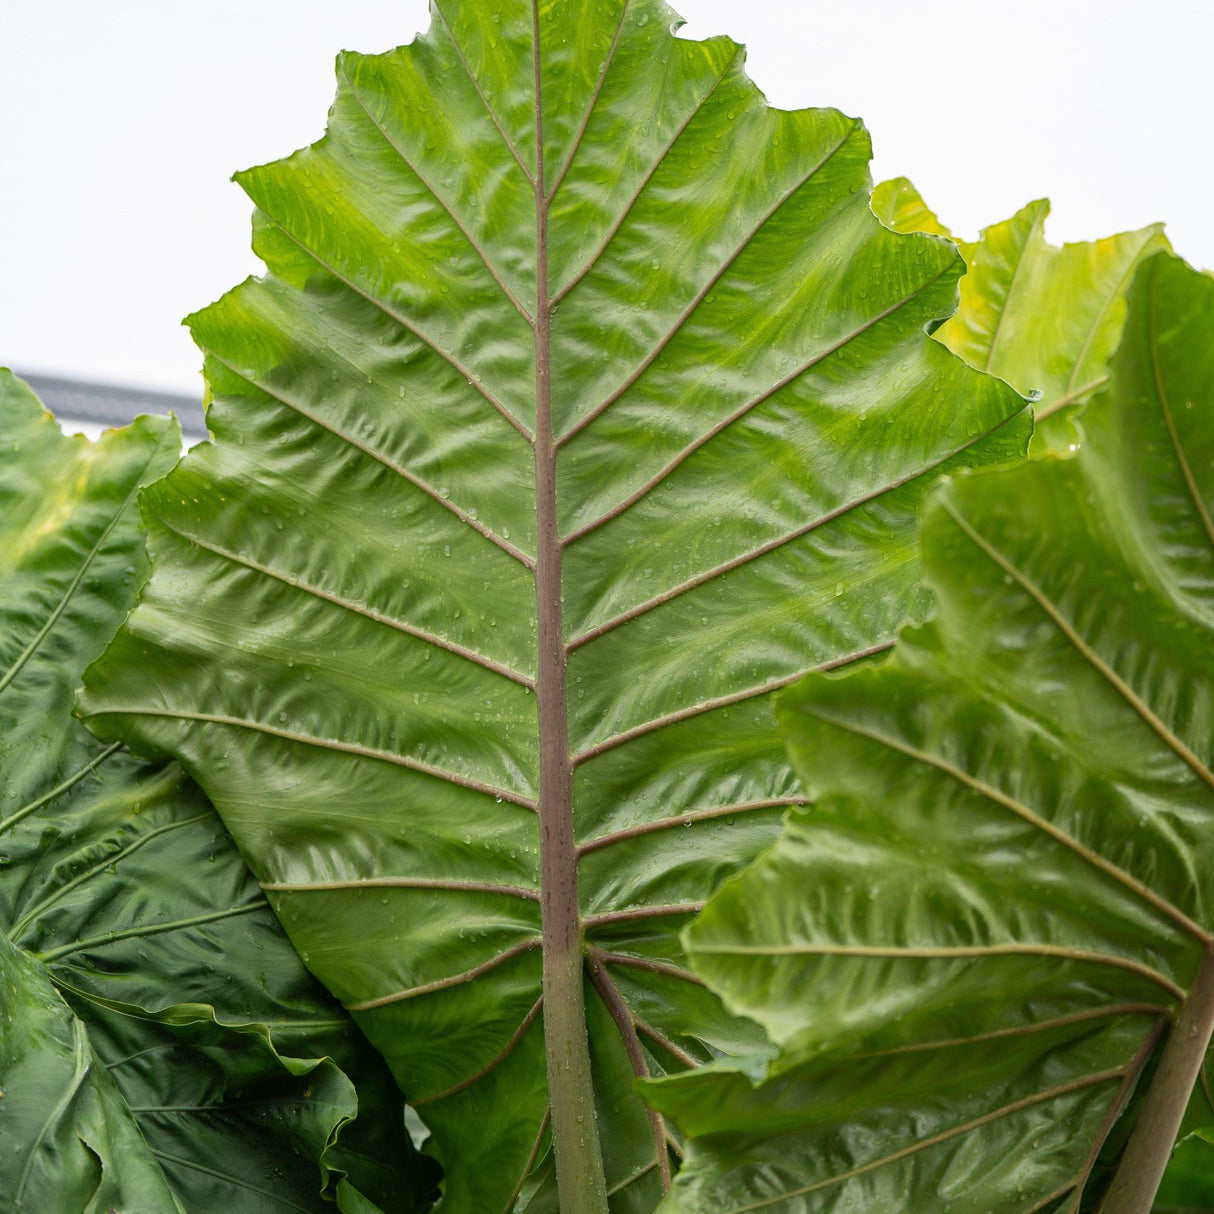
xmin=872 ymin=177 xmax=1169 ymax=450
xmin=652 ymin=253 xmax=1214 ymax=1211
xmin=0 ymin=372 xmax=427 ymax=1213
xmin=79 ymin=2 xmax=1027 ymax=1207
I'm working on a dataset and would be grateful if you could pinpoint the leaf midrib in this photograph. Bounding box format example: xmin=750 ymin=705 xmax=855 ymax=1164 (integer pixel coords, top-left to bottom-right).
xmin=527 ymin=3 xmax=616 ymax=1199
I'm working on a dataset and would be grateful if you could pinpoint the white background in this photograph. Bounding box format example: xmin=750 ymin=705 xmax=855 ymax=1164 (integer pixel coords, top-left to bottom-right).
xmin=3 ymin=0 xmax=1211 ymax=397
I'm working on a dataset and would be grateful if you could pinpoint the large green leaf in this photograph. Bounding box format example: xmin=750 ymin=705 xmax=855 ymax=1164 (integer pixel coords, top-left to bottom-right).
xmin=77 ymin=2 xmax=1028 ymax=1208
xmin=0 ymin=371 xmax=431 ymax=1213
xmin=652 ymin=252 xmax=1214 ymax=1210
xmin=872 ymin=178 xmax=1169 ymax=451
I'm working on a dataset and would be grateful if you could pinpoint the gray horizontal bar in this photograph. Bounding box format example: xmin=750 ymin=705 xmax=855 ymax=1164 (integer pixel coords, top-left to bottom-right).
xmin=14 ymin=371 xmax=207 ymax=436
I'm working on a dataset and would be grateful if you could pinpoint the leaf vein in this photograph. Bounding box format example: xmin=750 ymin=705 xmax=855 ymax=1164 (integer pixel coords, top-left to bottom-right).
xmin=720 ymin=1067 xmax=1127 ymax=1213
xmin=590 ymin=947 xmax=705 ymax=988
xmin=942 ymin=499 xmax=1214 ymax=800
xmin=583 ymin=903 xmax=704 ymax=928
xmin=543 ymin=0 xmax=632 ymax=204
xmin=153 ymin=511 xmax=535 ymax=687
xmin=15 ymin=1021 xmax=92 ymax=1207
xmin=556 ymin=124 xmax=856 ymax=445
xmin=85 ymin=707 xmax=538 ymax=810
xmin=430 ymin=1 xmax=536 ymax=186
xmin=149 ymin=1149 xmax=317 ymax=1212
xmin=346 ymin=937 xmax=542 ymax=1010
xmin=0 ymin=427 xmax=174 ymax=697
xmin=206 ymin=354 xmax=534 ymax=568
xmin=340 ymin=63 xmax=535 ymax=326
xmin=550 ymin=47 xmax=742 ymax=307
xmin=38 ymin=900 xmax=267 ymax=963
xmin=412 ymin=995 xmax=543 ymax=1105
xmin=566 ymin=410 xmax=1022 ymax=649
xmin=1149 ymin=275 xmax=1214 ymax=552
xmin=691 ymin=942 xmax=1185 ymax=1000
xmin=1063 ymin=228 xmax=1161 ymax=397
xmin=256 ymin=214 xmax=534 ymax=443
xmin=0 ymin=742 xmax=124 ymax=839
xmin=804 ymin=701 xmax=1211 ymax=948
xmin=577 ymin=797 xmax=809 ymax=856
xmin=562 ymin=265 xmax=952 ymax=543
xmin=11 ymin=810 xmax=214 ymax=940
xmin=572 ymin=642 xmax=894 ymax=761
xmin=586 ymin=953 xmax=672 ymax=1191
xmin=262 ymin=876 xmax=539 ymax=902
xmin=499 ymin=1107 xmax=551 ymax=1214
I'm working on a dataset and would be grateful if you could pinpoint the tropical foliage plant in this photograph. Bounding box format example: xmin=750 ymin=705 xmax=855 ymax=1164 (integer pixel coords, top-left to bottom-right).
xmin=0 ymin=2 xmax=1210 ymax=1213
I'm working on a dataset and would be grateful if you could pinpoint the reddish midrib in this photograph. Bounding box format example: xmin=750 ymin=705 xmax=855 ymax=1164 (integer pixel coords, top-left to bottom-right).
xmin=530 ymin=8 xmax=611 ymax=1210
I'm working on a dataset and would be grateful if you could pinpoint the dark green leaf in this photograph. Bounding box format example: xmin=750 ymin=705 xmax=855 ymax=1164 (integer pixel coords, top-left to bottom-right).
xmin=1156 ymin=1133 xmax=1214 ymax=1212
xmin=0 ymin=371 xmax=431 ymax=1212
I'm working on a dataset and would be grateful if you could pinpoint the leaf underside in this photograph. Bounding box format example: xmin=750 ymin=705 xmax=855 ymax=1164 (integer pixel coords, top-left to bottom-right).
xmin=0 ymin=371 xmax=428 ymax=1213
xmin=872 ymin=177 xmax=1169 ymax=453
xmin=652 ymin=253 xmax=1214 ymax=1212
xmin=79 ymin=1 xmax=1028 ymax=1207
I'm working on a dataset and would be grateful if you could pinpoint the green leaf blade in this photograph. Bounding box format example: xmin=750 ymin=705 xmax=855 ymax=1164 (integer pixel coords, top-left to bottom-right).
xmin=657 ymin=252 xmax=1214 ymax=1210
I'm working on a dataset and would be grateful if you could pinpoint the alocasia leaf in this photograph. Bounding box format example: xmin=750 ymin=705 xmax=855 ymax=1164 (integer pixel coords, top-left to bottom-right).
xmin=0 ymin=371 xmax=431 ymax=1213
xmin=651 ymin=251 xmax=1214 ymax=1211
xmin=77 ymin=2 xmax=1028 ymax=1207
xmin=872 ymin=177 xmax=1169 ymax=451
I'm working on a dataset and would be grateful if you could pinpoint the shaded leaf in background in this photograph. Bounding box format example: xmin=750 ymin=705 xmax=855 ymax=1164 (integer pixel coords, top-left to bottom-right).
xmin=77 ymin=1 xmax=1028 ymax=1208
xmin=651 ymin=252 xmax=1214 ymax=1211
xmin=1155 ymin=1132 xmax=1214 ymax=1212
xmin=0 ymin=371 xmax=430 ymax=1213
xmin=872 ymin=177 xmax=1168 ymax=451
